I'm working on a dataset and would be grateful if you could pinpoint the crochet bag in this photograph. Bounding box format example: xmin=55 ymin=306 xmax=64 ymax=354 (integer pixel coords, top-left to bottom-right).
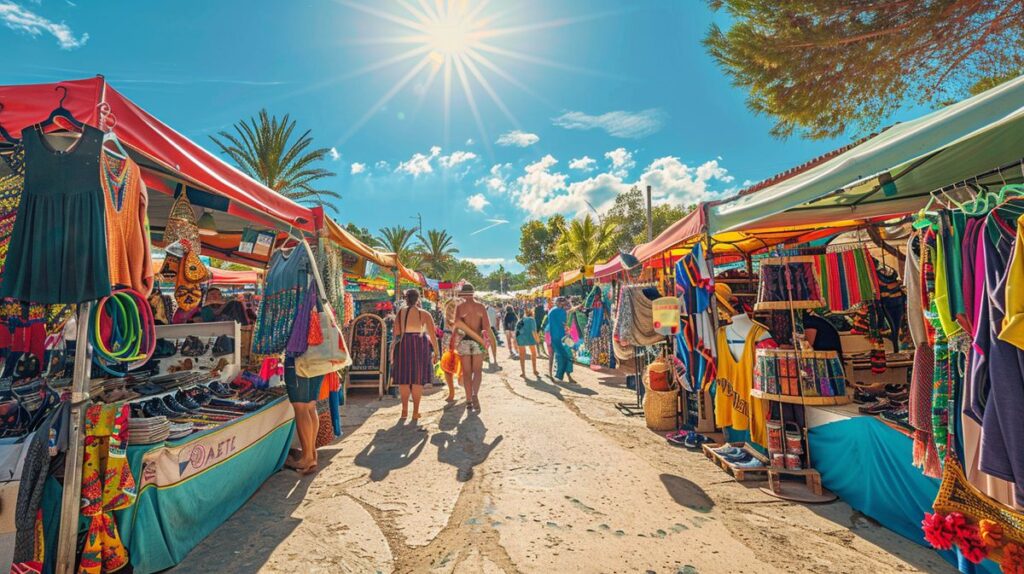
xmin=164 ymin=193 xmax=201 ymax=253
xmin=295 ymin=239 xmax=351 ymax=378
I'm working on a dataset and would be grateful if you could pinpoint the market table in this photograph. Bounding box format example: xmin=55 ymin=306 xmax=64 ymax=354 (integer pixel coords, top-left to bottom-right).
xmin=807 ymin=404 xmax=997 ymax=574
xmin=113 ymin=397 xmax=295 ymax=574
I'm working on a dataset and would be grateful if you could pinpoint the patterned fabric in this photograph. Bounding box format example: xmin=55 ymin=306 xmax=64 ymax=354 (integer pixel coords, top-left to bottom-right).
xmin=392 ymin=333 xmax=432 ymax=385
xmin=252 ymin=247 xmax=311 ymax=355
xmin=79 ymin=403 xmax=136 ymax=574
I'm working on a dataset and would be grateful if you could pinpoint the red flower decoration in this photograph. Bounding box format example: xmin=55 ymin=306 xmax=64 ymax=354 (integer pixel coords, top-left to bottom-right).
xmin=1003 ymin=543 xmax=1024 ymax=574
xmin=954 ymin=524 xmax=988 ymax=564
xmin=922 ymin=512 xmax=955 ymax=550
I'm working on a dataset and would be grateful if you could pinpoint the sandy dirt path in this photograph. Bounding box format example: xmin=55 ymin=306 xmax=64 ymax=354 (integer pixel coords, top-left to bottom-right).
xmin=169 ymin=351 xmax=953 ymax=574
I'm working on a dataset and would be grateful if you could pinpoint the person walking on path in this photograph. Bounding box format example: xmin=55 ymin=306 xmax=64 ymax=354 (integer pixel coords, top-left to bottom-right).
xmin=503 ymin=305 xmax=519 ymax=360
xmin=548 ymin=297 xmax=574 ymax=383
xmin=534 ymin=301 xmax=548 ymax=359
xmin=392 ymin=289 xmax=439 ymax=425
xmin=440 ymin=297 xmax=460 ymax=402
xmin=515 ymin=307 xmax=541 ymax=378
xmin=454 ymin=283 xmax=493 ymax=412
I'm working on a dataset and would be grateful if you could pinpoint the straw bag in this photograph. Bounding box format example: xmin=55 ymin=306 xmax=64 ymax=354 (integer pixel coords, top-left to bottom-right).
xmin=164 ymin=193 xmax=201 ymax=253
xmin=647 ymin=357 xmax=672 ymax=392
xmin=296 ymin=309 xmax=351 ymax=377
xmin=643 ymin=382 xmax=678 ymax=431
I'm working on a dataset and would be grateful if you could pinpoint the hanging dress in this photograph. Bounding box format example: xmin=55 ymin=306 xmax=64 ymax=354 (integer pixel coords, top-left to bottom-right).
xmin=100 ymin=149 xmax=153 ymax=296
xmin=252 ymin=247 xmax=312 ymax=355
xmin=0 ymin=125 xmax=110 ymax=304
xmin=713 ymin=322 xmax=768 ymax=446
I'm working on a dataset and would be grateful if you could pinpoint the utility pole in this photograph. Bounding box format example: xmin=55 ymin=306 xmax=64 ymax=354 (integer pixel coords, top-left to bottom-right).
xmin=411 ymin=213 xmax=423 ymax=242
xmin=646 ymin=185 xmax=653 ymax=242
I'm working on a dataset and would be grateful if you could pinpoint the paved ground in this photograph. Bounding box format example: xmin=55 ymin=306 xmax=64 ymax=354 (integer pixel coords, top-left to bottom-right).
xmin=171 ymin=351 xmax=953 ymax=574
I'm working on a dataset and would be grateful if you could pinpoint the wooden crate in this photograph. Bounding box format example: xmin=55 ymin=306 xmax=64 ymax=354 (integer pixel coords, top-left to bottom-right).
xmin=702 ymin=442 xmax=770 ymax=481
xmin=767 ymin=468 xmax=823 ymax=496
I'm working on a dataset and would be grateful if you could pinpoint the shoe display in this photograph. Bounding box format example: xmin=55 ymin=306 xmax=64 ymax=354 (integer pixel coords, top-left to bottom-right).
xmin=162 ymin=395 xmax=190 ymax=415
xmin=733 ymin=458 xmax=766 ymax=469
xmin=722 ymin=451 xmax=754 ymax=464
xmin=713 ymin=446 xmax=743 ymax=457
xmin=175 ymin=390 xmax=201 ymax=411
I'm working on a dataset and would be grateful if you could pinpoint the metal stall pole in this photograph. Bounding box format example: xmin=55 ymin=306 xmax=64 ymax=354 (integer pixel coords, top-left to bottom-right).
xmin=55 ymin=303 xmax=93 ymax=574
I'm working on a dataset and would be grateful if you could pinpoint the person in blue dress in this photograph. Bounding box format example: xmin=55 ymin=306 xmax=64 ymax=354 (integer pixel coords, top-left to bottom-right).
xmin=546 ymin=297 xmax=574 ymax=383
xmin=515 ymin=307 xmax=541 ymax=378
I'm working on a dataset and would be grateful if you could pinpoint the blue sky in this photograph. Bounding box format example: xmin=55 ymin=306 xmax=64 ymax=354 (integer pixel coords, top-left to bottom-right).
xmin=0 ymin=0 xmax=927 ymax=273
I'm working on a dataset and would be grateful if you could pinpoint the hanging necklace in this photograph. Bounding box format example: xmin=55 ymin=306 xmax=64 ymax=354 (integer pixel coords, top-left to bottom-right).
xmin=101 ymin=151 xmax=131 ymax=212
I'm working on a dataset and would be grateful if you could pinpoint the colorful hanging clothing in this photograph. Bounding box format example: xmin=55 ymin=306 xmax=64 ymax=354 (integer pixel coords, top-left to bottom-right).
xmin=0 ymin=125 xmax=111 ymax=304
xmin=100 ymin=149 xmax=153 ymax=296
xmin=79 ymin=403 xmax=135 ymax=574
xmin=812 ymin=247 xmax=881 ymax=311
xmin=674 ymin=244 xmax=716 ymax=392
xmin=252 ymin=247 xmax=313 ymax=355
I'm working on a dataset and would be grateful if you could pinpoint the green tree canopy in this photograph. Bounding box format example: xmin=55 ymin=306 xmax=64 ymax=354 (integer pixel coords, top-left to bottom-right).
xmin=515 ymin=215 xmax=566 ymax=282
xmin=210 ymin=109 xmax=340 ymax=210
xmin=606 ymin=186 xmax=694 ymax=250
xmin=344 ymin=223 xmax=375 ymax=247
xmin=417 ymin=229 xmax=459 ymax=278
xmin=375 ymin=225 xmax=420 ymax=268
xmin=704 ymin=1 xmax=1024 ymax=139
xmin=447 ymin=259 xmax=485 ymax=286
xmin=552 ymin=215 xmax=618 ymax=278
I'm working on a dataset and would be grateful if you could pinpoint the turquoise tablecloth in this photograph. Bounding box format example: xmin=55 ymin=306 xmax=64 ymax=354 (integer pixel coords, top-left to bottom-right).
xmin=809 ymin=414 xmax=998 ymax=574
xmin=112 ymin=397 xmax=295 ymax=574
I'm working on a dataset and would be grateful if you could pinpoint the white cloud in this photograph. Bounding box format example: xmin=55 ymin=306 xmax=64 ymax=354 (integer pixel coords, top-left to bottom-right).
xmin=439 ymin=150 xmax=477 ymax=168
xmin=0 ymin=1 xmax=88 ymax=49
xmin=475 ymin=163 xmax=511 ymax=195
xmin=466 ymin=193 xmax=490 ymax=212
xmin=465 ymin=138 xmax=474 ymax=146
xmin=462 ymin=257 xmax=507 ymax=267
xmin=568 ymin=156 xmax=597 ymax=172
xmin=350 ymin=162 xmax=366 ymax=175
xmin=604 ymin=148 xmax=635 ymax=178
xmin=503 ymin=154 xmax=733 ymax=219
xmin=496 ymin=129 xmax=539 ymax=147
xmin=328 ymin=147 xmax=340 ymax=161
xmin=553 ymin=108 xmax=667 ymax=139
xmin=395 ymin=145 xmax=441 ymax=177
xmin=639 ymin=157 xmax=734 ymax=206
xmin=375 ymin=160 xmax=391 ymax=170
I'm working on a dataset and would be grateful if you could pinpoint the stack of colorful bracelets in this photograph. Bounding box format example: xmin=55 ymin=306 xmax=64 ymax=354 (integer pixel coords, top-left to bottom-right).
xmin=89 ymin=288 xmax=156 ymax=376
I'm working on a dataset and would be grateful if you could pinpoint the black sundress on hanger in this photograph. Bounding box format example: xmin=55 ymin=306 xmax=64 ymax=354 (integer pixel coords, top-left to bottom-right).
xmin=0 ymin=125 xmax=110 ymax=304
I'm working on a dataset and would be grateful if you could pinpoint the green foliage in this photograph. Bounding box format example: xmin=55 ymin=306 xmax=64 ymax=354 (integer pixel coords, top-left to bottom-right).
xmin=417 ymin=229 xmax=459 ymax=278
xmin=210 ymin=109 xmax=340 ymax=210
xmin=605 ymin=186 xmax=694 ymax=250
xmin=447 ymin=259 xmax=485 ymax=286
xmin=344 ymin=223 xmax=375 ymax=246
xmin=375 ymin=225 xmax=420 ymax=268
xmin=551 ymin=214 xmax=618 ymax=278
xmin=515 ymin=215 xmax=566 ymax=282
xmin=483 ymin=265 xmax=530 ymax=293
xmin=704 ymin=1 xmax=1024 ymax=139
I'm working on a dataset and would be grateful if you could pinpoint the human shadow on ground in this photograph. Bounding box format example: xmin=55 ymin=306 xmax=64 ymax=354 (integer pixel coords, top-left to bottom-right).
xmin=438 ymin=400 xmax=467 ymax=432
xmin=525 ymin=375 xmax=565 ymax=401
xmin=353 ymin=419 xmax=429 ymax=481
xmin=660 ymin=473 xmax=715 ymax=513
xmin=431 ymin=414 xmax=503 ymax=482
xmin=553 ymin=378 xmax=598 ymax=396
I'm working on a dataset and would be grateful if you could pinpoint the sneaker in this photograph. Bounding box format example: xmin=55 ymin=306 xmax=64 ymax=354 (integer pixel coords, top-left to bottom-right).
xmin=162 ymin=395 xmax=190 ymax=415
xmin=175 ymin=390 xmax=201 ymax=411
xmin=722 ymin=451 xmax=754 ymax=464
xmin=683 ymin=432 xmax=710 ymax=449
xmin=733 ymin=458 xmax=766 ymax=469
xmin=713 ymin=445 xmax=742 ymax=456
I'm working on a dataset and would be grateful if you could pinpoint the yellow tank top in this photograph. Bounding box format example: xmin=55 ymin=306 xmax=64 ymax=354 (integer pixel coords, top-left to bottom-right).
xmin=714 ymin=322 xmax=768 ymax=446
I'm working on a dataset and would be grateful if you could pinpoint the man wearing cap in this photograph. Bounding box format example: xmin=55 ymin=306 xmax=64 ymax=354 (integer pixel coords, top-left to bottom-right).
xmin=453 ymin=283 xmax=495 ymax=412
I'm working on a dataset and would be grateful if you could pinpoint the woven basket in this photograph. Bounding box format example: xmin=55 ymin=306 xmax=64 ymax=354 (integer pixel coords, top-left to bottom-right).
xmin=643 ymin=383 xmax=678 ymax=431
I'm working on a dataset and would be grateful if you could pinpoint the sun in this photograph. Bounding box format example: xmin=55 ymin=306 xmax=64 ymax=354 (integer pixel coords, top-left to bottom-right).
xmin=335 ymin=1 xmax=610 ymax=151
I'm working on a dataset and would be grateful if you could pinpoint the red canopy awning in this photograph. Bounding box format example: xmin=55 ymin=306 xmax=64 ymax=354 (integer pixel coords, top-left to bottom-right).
xmin=630 ymin=207 xmax=706 ymax=264
xmin=0 ymin=77 xmax=315 ymax=232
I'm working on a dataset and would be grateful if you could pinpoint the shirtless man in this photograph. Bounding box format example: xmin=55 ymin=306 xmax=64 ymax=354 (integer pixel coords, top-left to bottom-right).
xmin=454 ymin=283 xmax=495 ymax=412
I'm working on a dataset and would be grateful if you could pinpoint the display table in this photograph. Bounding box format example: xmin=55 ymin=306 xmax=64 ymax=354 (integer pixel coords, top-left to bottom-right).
xmin=113 ymin=397 xmax=295 ymax=574
xmin=806 ymin=405 xmax=998 ymax=574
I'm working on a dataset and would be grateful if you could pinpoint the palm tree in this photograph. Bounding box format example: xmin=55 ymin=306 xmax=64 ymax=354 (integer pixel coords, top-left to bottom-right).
xmin=417 ymin=229 xmax=459 ymax=278
xmin=375 ymin=226 xmax=420 ymax=268
xmin=551 ymin=215 xmax=618 ymax=277
xmin=210 ymin=109 xmax=340 ymax=212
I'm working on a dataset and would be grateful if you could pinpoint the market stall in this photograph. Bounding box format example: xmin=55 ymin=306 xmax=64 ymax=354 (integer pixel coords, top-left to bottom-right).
xmin=0 ymin=76 xmax=362 ymax=574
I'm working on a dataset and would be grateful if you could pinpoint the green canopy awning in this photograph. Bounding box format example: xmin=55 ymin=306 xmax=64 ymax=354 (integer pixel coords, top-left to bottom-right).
xmin=709 ymin=75 xmax=1024 ymax=232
